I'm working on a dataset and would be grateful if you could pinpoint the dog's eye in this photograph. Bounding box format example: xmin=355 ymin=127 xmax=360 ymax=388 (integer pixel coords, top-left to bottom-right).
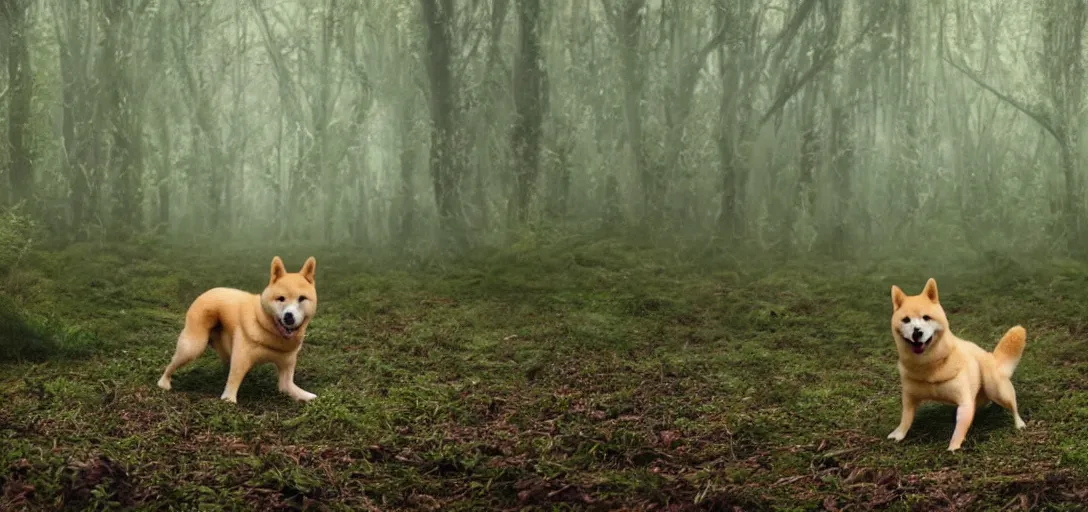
xmin=299 ymin=296 xmax=308 ymax=302
xmin=276 ymin=296 xmax=286 ymax=302
xmin=922 ymin=315 xmax=931 ymax=321
xmin=900 ymin=317 xmax=910 ymax=324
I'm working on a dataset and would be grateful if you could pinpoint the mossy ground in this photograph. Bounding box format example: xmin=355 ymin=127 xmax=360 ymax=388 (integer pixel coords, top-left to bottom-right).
xmin=2 ymin=237 xmax=1088 ymax=510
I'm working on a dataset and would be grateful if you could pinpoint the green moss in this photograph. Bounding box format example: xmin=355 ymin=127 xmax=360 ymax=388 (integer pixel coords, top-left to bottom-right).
xmin=0 ymin=240 xmax=1085 ymax=509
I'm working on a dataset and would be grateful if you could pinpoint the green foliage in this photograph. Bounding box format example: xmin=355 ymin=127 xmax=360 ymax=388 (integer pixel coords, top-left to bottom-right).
xmin=0 ymin=207 xmax=78 ymax=363
xmin=0 ymin=206 xmax=34 ymax=276
xmin=0 ymin=292 xmax=103 ymax=363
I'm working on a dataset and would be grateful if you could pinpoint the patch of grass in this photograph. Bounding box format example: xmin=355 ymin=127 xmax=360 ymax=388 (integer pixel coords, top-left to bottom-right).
xmin=0 ymin=294 xmax=104 ymax=363
xmin=2 ymin=240 xmax=1088 ymax=510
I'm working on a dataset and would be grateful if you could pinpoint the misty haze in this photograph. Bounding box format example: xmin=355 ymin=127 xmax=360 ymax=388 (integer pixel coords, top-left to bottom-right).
xmin=0 ymin=0 xmax=1084 ymax=509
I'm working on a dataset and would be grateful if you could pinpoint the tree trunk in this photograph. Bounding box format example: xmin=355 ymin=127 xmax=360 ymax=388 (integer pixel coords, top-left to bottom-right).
xmin=471 ymin=0 xmax=509 ymax=233
xmin=1043 ymin=0 xmax=1086 ymax=250
xmin=4 ymin=0 xmax=33 ymax=204
xmin=660 ymin=6 xmax=729 ymax=230
xmin=348 ymin=92 xmax=370 ymax=245
xmin=420 ymin=0 xmax=468 ymax=250
xmin=714 ymin=0 xmax=757 ymax=243
xmin=397 ymin=101 xmax=418 ymax=248
xmin=1059 ymin=137 xmax=1081 ymax=245
xmin=716 ymin=45 xmax=746 ymax=240
xmin=55 ymin=1 xmax=99 ymax=240
xmin=510 ymin=0 xmax=546 ymax=224
xmin=59 ymin=33 xmax=83 ymax=233
xmin=155 ymin=108 xmax=172 ymax=235
xmin=317 ymin=0 xmax=337 ymax=244
xmin=609 ymin=0 xmax=651 ymax=229
xmin=827 ymin=98 xmax=854 ymax=257
xmin=545 ymin=117 xmax=573 ymax=220
xmin=102 ymin=0 xmax=143 ymax=239
xmin=790 ymin=83 xmax=819 ymax=247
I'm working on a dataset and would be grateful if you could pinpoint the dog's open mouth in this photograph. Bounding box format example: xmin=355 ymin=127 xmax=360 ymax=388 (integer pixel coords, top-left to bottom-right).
xmin=908 ymin=338 xmax=930 ymax=354
xmin=275 ymin=318 xmax=299 ymax=338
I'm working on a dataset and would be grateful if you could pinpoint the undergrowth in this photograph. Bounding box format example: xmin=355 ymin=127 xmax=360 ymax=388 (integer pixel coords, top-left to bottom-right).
xmin=2 ymin=236 xmax=1088 ymax=510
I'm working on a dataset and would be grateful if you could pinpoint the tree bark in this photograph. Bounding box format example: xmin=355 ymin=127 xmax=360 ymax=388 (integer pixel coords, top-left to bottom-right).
xmin=102 ymin=0 xmax=143 ymax=238
xmin=603 ymin=0 xmax=649 ymax=228
xmin=510 ymin=0 xmax=547 ymax=224
xmin=943 ymin=0 xmax=1087 ymax=251
xmin=3 ymin=0 xmax=33 ymax=205
xmin=420 ymin=0 xmax=469 ymax=250
xmin=53 ymin=0 xmax=99 ymax=240
xmin=715 ymin=0 xmax=757 ymax=242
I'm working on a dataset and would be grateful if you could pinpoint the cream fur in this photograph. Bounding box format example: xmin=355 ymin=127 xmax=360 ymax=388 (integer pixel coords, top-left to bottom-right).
xmin=157 ymin=256 xmax=319 ymax=404
xmin=888 ymin=278 xmax=1027 ymax=451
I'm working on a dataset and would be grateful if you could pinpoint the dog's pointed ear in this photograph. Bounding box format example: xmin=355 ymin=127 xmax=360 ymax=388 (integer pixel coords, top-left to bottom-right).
xmin=891 ymin=285 xmax=906 ymax=311
xmin=923 ymin=278 xmax=939 ymax=303
xmin=270 ymin=256 xmax=287 ymax=284
xmin=300 ymin=256 xmax=316 ymax=283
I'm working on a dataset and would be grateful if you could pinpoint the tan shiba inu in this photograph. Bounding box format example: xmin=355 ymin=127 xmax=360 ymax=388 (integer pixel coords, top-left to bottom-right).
xmin=157 ymin=256 xmax=319 ymax=404
xmin=887 ymin=278 xmax=1027 ymax=451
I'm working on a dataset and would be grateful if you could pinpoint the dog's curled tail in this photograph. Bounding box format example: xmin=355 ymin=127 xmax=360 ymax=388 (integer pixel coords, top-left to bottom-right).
xmin=994 ymin=325 xmax=1027 ymax=377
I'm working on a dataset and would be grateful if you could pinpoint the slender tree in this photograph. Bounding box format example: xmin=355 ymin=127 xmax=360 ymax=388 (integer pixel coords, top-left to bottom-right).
xmin=420 ymin=0 xmax=469 ymax=249
xmin=2 ymin=0 xmax=33 ymax=205
xmin=510 ymin=0 xmax=547 ymax=224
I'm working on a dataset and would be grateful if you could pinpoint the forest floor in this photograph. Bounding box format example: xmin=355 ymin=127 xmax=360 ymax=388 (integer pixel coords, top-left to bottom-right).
xmin=2 ymin=236 xmax=1088 ymax=510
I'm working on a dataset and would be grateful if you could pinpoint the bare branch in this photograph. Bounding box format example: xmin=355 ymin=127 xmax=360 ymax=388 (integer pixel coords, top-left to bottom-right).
xmin=941 ymin=54 xmax=1060 ymax=142
xmin=767 ymin=0 xmax=818 ymax=69
xmin=456 ymin=0 xmax=507 ymax=78
xmin=693 ymin=12 xmax=731 ymax=63
xmin=673 ymin=8 xmax=734 ymax=100
xmin=458 ymin=24 xmax=486 ymax=72
xmin=757 ymin=6 xmax=879 ymax=126
xmin=247 ymin=0 xmax=306 ymax=124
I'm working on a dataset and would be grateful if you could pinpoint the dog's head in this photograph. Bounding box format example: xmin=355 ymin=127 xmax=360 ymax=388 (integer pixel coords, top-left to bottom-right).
xmin=261 ymin=256 xmax=318 ymax=339
xmin=890 ymin=278 xmax=948 ymax=356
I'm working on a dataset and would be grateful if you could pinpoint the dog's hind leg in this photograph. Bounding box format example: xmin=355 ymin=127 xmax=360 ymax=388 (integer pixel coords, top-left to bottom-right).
xmin=219 ymin=335 xmax=256 ymax=404
xmin=208 ymin=325 xmax=232 ymax=364
xmin=987 ymin=376 xmax=1026 ymax=430
xmin=975 ymin=389 xmax=991 ymax=411
xmin=157 ymin=324 xmax=211 ymax=391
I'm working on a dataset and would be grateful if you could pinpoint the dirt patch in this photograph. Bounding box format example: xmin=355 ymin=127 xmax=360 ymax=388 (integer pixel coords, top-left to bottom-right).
xmin=60 ymin=455 xmax=135 ymax=509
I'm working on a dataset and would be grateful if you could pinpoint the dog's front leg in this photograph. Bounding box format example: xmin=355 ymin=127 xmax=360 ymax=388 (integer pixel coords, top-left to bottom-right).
xmin=947 ymin=398 xmax=977 ymax=451
xmin=276 ymin=356 xmax=317 ymax=402
xmin=888 ymin=392 xmax=918 ymax=441
xmin=221 ymin=344 xmax=255 ymax=404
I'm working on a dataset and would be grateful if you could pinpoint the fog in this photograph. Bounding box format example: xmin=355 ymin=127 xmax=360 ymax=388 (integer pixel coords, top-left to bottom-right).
xmin=0 ymin=0 xmax=1079 ymax=261
xmin=6 ymin=3 xmax=1088 ymax=507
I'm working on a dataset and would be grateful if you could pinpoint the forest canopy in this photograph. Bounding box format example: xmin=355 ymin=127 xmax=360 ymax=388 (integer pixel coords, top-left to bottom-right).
xmin=0 ymin=0 xmax=1080 ymax=262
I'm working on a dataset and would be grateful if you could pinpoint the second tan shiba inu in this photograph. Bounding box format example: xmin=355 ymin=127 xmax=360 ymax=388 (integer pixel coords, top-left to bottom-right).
xmin=887 ymin=278 xmax=1027 ymax=451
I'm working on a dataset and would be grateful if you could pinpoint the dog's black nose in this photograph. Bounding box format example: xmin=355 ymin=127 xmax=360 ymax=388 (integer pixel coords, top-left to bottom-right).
xmin=283 ymin=312 xmax=295 ymax=326
xmin=911 ymin=329 xmax=923 ymax=342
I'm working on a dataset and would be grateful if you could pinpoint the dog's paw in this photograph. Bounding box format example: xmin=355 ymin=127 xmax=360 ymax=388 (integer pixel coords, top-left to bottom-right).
xmin=220 ymin=393 xmax=238 ymax=404
xmin=947 ymin=443 xmax=962 ymax=452
xmin=295 ymin=391 xmax=317 ymax=402
xmin=887 ymin=430 xmax=906 ymax=442
xmin=1015 ymin=416 xmax=1027 ymax=430
xmin=156 ymin=377 xmax=171 ymax=391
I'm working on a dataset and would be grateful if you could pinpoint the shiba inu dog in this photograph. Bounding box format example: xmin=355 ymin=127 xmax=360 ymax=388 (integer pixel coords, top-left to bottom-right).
xmin=887 ymin=278 xmax=1026 ymax=451
xmin=157 ymin=256 xmax=319 ymax=404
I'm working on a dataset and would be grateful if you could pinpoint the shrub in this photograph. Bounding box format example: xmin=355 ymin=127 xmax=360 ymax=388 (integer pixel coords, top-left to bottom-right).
xmin=0 ymin=205 xmax=34 ymax=276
